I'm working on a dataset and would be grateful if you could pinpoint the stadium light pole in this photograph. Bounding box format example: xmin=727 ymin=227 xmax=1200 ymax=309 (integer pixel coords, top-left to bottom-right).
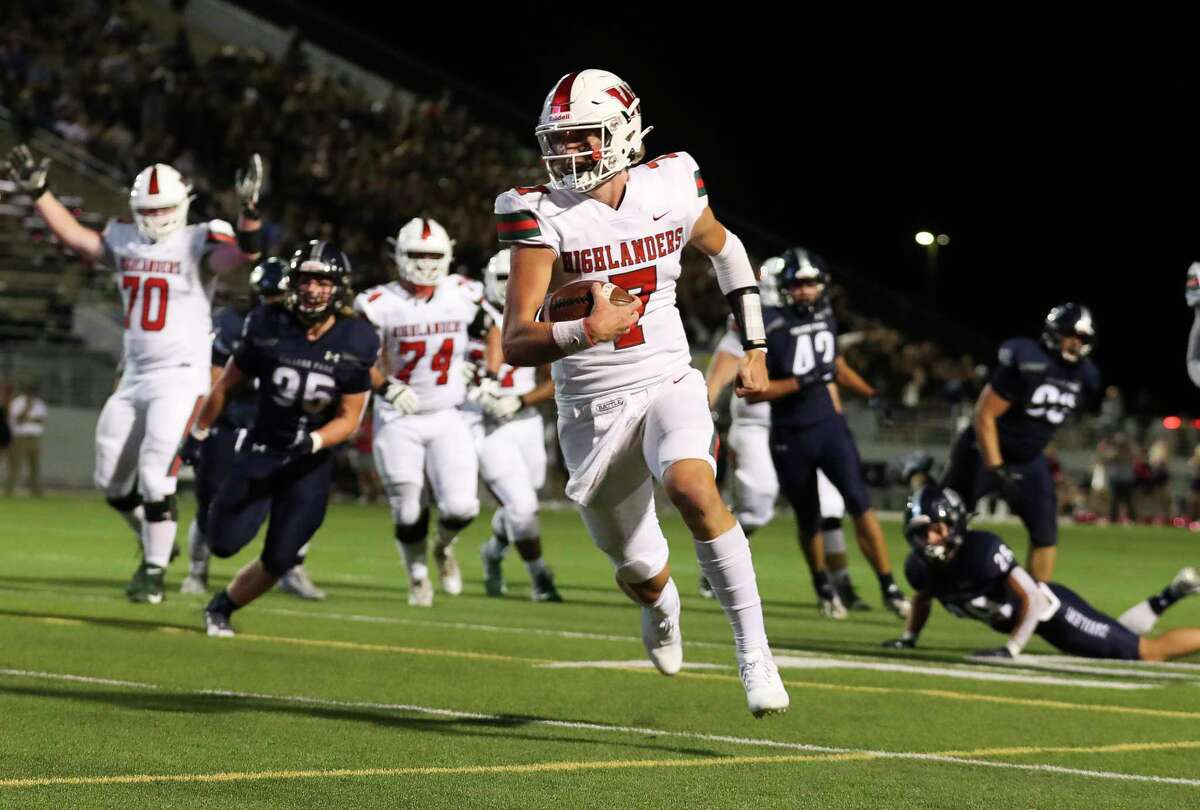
xmin=915 ymin=231 xmax=950 ymax=305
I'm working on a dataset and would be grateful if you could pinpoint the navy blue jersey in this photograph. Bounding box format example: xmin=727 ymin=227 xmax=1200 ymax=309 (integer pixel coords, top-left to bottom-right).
xmin=211 ymin=306 xmax=256 ymax=430
xmin=904 ymin=530 xmax=1020 ymax=633
xmin=233 ymin=304 xmax=379 ymax=451
xmin=762 ymin=303 xmax=838 ymax=427
xmin=989 ymin=337 xmax=1101 ymax=462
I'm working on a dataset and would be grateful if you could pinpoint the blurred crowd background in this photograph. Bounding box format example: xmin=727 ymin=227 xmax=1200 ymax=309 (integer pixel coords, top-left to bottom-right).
xmin=1 ymin=0 xmax=1198 ymax=528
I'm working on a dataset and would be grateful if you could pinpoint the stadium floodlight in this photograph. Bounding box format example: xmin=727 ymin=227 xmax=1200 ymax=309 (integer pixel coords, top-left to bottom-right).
xmin=914 ymin=231 xmax=935 ymax=246
xmin=936 ymin=234 xmax=951 ymax=246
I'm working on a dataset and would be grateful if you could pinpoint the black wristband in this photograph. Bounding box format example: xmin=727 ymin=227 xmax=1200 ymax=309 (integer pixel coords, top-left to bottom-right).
xmin=240 ymin=206 xmax=262 ymax=222
xmin=726 ymin=286 xmax=767 ymax=350
xmin=236 ymin=226 xmax=263 ymax=255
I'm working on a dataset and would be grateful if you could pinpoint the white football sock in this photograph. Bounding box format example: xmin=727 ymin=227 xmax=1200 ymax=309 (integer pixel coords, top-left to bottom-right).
xmin=1118 ymin=600 xmax=1158 ymax=635
xmin=187 ymin=520 xmax=209 ymax=576
xmin=120 ymin=505 xmax=145 ymax=540
xmin=396 ymin=539 xmax=429 ymax=583
xmin=693 ymin=523 xmax=769 ymax=655
xmin=651 ymin=577 xmax=681 ymax=621
xmin=143 ymin=520 xmax=176 ymax=568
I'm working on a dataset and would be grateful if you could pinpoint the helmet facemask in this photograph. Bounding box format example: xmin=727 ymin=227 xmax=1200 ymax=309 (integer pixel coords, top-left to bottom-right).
xmin=133 ymin=201 xmax=190 ymax=242
xmin=1042 ymin=304 xmax=1096 ymax=364
xmin=537 ymin=112 xmax=649 ymax=193
xmin=291 ymin=270 xmax=337 ymax=325
xmin=905 ymin=517 xmax=962 ymax=563
xmin=129 ymin=164 xmax=192 ymax=242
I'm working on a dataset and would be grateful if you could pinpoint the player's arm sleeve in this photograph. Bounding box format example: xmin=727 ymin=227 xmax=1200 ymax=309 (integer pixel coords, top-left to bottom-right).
xmin=98 ymin=220 xmax=120 ymax=270
xmin=467 ymin=306 xmax=493 ymax=341
xmin=1187 ymin=311 xmax=1200 ymax=389
xmin=1002 ymin=566 xmax=1045 ymax=657
xmin=988 ymin=339 xmax=1026 ymax=402
xmin=494 ymin=191 xmax=560 ymax=255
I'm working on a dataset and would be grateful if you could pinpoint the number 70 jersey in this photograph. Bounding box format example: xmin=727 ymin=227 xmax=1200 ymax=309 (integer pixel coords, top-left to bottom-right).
xmin=494 ymin=150 xmax=709 ymax=405
xmin=354 ymin=275 xmax=485 ymax=419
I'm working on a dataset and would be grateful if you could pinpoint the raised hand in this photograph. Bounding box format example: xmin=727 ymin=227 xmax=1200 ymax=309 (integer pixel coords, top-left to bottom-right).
xmin=234 ymin=153 xmax=264 ymax=211
xmin=2 ymin=144 xmax=50 ymax=197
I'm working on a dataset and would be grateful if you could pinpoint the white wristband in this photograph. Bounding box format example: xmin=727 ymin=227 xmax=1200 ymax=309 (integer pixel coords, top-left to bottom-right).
xmin=190 ymin=425 xmax=211 ymax=442
xmin=309 ymin=432 xmax=324 ymax=453
xmin=551 ymin=319 xmax=592 ymax=355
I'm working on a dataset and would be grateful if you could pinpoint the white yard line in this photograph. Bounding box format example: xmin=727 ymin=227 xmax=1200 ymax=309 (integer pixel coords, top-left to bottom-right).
xmin=0 ymin=667 xmax=1197 ymax=790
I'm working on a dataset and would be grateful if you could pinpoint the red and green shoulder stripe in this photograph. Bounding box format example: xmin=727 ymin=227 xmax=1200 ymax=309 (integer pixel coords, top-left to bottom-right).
xmin=694 ymin=169 xmax=706 ymax=198
xmin=495 ymin=210 xmax=542 ymax=242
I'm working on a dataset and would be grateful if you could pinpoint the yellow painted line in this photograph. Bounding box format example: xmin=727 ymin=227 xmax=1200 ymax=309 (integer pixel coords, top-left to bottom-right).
xmin=671 ymin=671 xmax=1200 ymax=720
xmin=34 ymin=617 xmax=84 ymax=627
xmin=0 ymin=753 xmax=874 ymax=788
xmin=939 ymin=740 xmax=1200 ymax=758
xmin=9 ymin=613 xmax=1200 ymax=720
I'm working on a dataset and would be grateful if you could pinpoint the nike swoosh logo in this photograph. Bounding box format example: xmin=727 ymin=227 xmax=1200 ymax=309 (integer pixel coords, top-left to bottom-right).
xmin=653 ymin=211 xmax=671 ymax=221
xmin=673 ymin=373 xmax=688 ymax=384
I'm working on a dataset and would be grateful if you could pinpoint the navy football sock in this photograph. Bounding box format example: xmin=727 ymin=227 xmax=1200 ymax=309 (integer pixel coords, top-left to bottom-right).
xmin=877 ymin=572 xmax=897 ymax=592
xmin=207 ymin=589 xmax=240 ymax=616
xmin=1149 ymin=586 xmax=1182 ymax=615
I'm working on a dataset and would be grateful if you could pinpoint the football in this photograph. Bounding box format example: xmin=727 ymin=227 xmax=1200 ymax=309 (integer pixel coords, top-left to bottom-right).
xmin=540 ymin=280 xmax=637 ymax=322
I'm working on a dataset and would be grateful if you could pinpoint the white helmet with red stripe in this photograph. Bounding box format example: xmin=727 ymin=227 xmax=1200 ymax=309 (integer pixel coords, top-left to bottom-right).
xmin=483 ymin=248 xmax=511 ymax=308
xmin=535 ymin=69 xmax=653 ymax=193
xmin=393 ymin=217 xmax=455 ymax=286
xmin=129 ymin=163 xmax=192 ymax=241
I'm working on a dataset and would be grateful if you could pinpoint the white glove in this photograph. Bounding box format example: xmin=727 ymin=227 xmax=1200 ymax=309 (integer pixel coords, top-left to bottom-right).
xmin=460 ymin=360 xmax=480 ymax=386
xmin=380 ymin=380 xmax=420 ymax=415
xmin=1187 ymin=263 xmax=1200 ymax=308
xmin=484 ymin=393 xmax=523 ymax=422
xmin=2 ymin=144 xmax=50 ymax=197
xmin=235 ymin=153 xmax=264 ymax=210
xmin=466 ymin=376 xmax=500 ymax=407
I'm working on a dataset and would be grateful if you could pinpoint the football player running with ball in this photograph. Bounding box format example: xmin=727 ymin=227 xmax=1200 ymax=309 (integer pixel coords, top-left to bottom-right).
xmin=496 ymin=69 xmax=788 ymax=717
xmin=1 ymin=145 xmax=262 ymax=603
xmin=355 ymin=218 xmax=487 ymax=607
xmin=179 ymin=242 xmax=379 ymax=637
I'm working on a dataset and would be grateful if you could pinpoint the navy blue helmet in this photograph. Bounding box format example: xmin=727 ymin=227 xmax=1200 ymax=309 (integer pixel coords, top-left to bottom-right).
xmin=904 ymin=485 xmax=968 ymax=563
xmin=286 ymin=240 xmax=351 ymax=325
xmin=1041 ymin=302 xmax=1095 ymax=363
xmin=777 ymin=247 xmax=830 ymax=315
xmin=249 ymin=257 xmax=289 ymax=303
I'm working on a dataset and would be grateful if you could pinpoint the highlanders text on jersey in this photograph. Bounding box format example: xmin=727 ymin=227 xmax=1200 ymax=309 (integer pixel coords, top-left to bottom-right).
xmin=102 ymin=219 xmax=234 ymax=374
xmin=495 ymin=151 xmax=708 ymax=404
xmin=355 ymin=275 xmax=485 ymax=417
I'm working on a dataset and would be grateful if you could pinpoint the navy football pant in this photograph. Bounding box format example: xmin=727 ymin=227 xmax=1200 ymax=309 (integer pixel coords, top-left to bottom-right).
xmin=770 ymin=413 xmax=870 ymax=537
xmin=194 ymin=427 xmax=238 ymax=536
xmin=1036 ymin=583 xmax=1141 ymax=660
xmin=207 ymin=447 xmax=333 ymax=577
xmin=942 ymin=428 xmax=1058 ymax=548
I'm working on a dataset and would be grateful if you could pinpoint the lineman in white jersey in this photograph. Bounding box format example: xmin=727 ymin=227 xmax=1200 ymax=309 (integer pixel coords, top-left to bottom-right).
xmin=473 ymin=249 xmax=562 ymax=602
xmin=704 ymin=265 xmax=868 ymax=616
xmin=496 ymin=69 xmax=788 ymax=717
xmin=2 ymin=146 xmax=261 ymax=602
xmin=356 ymin=217 xmax=485 ymax=607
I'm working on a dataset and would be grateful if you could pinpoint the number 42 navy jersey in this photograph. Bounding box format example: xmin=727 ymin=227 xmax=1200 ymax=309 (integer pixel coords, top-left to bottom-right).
xmin=762 ymin=303 xmax=840 ymax=427
xmin=233 ymin=304 xmax=380 ymax=451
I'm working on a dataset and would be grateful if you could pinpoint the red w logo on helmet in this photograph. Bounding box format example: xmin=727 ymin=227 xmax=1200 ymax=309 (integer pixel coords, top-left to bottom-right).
xmin=148 ymin=167 xmax=160 ymax=195
xmin=605 ymin=84 xmax=636 ymax=109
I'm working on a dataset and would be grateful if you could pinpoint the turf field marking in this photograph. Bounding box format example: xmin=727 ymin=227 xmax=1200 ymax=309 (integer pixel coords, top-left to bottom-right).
xmin=3 ymin=668 xmax=1200 ymax=789
xmin=539 ymin=660 xmax=729 ymax=671
xmin=234 ymin=632 xmax=552 ymax=665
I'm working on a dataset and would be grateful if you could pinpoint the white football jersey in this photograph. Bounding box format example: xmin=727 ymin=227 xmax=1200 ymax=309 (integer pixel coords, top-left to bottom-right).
xmin=495 ymin=151 xmax=709 ymax=405
xmin=101 ymin=219 xmax=233 ymax=375
xmin=716 ymin=320 xmax=770 ymax=426
xmin=356 ymin=274 xmax=483 ymax=418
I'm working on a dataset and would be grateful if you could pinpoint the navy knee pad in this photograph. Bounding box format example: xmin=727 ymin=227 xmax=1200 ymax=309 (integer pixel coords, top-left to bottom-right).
xmin=143 ymin=495 xmax=178 ymax=523
xmin=820 ymin=516 xmax=842 ymax=532
xmin=394 ymin=508 xmax=430 ymax=545
xmin=106 ymin=491 xmax=143 ymax=513
xmin=439 ymin=514 xmax=474 ymax=534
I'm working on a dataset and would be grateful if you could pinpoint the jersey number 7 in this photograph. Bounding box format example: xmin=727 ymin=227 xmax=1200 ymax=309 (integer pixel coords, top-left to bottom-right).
xmin=609 ymin=266 xmax=656 ymax=350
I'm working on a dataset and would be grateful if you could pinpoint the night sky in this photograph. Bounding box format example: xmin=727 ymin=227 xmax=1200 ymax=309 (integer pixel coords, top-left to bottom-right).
xmin=236 ymin=3 xmax=1199 ymax=412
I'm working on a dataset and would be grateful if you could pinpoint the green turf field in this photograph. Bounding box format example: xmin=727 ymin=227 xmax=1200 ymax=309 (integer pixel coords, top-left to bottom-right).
xmin=1 ymin=494 xmax=1199 ymax=809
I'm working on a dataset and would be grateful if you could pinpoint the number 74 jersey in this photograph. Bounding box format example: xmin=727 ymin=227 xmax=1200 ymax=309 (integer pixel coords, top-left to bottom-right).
xmin=494 ymin=151 xmax=709 ymax=406
xmin=354 ymin=275 xmax=486 ymax=419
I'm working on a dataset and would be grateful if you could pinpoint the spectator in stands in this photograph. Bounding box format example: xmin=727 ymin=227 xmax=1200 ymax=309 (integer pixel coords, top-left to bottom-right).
xmin=1187 ymin=445 xmax=1200 ymax=522
xmin=1103 ymin=433 xmax=1137 ymax=524
xmin=1138 ymin=439 xmax=1173 ymax=523
xmin=4 ymin=379 xmax=45 ymax=497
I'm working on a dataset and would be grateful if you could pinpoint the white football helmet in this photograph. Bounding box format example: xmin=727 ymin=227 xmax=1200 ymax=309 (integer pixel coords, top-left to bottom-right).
xmin=483 ymin=249 xmax=511 ymax=308
xmin=129 ymin=164 xmax=192 ymax=242
xmin=756 ymin=257 xmax=785 ymax=307
xmin=535 ymin=69 xmax=653 ymax=193
xmin=393 ymin=217 xmax=454 ymax=286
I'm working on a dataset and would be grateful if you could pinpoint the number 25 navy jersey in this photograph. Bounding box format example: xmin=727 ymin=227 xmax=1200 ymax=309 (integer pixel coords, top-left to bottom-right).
xmin=233 ymin=304 xmax=380 ymax=451
xmin=762 ymin=303 xmax=839 ymax=427
xmin=904 ymin=530 xmax=1021 ymax=633
xmin=989 ymin=337 xmax=1101 ymax=462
